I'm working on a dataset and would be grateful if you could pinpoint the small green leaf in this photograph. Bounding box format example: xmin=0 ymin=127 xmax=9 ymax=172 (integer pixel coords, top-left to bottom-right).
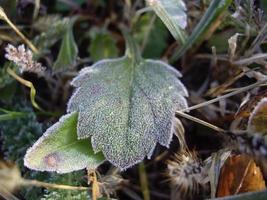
xmin=146 ymin=0 xmax=187 ymax=43
xmin=89 ymin=31 xmax=119 ymax=62
xmin=67 ymin=34 xmax=188 ymax=169
xmin=171 ymin=0 xmax=232 ymax=61
xmin=53 ymin=21 xmax=78 ymax=72
xmin=24 ymin=112 xmax=105 ymax=173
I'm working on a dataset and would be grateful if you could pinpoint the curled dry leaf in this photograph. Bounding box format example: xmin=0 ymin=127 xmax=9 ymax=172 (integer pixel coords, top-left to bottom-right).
xmin=232 ymin=91 xmax=267 ymax=131
xmin=216 ymin=154 xmax=266 ymax=197
xmin=248 ymin=97 xmax=267 ymax=134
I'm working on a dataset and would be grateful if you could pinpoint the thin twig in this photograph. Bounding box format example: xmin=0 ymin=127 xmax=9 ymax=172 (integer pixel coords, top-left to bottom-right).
xmin=175 ymin=111 xmax=225 ymax=133
xmin=179 ymin=78 xmax=267 ymax=112
xmin=233 ymin=53 xmax=267 ymax=65
xmin=87 ymin=169 xmax=101 ymax=200
xmin=195 ymin=54 xmax=228 ymax=61
xmin=0 ymin=7 xmax=38 ymax=53
xmin=195 ymin=53 xmax=267 ymax=66
xmin=33 ymin=0 xmax=40 ymax=20
xmin=21 ymin=179 xmax=89 ymax=191
xmin=7 ymin=67 xmax=43 ymax=111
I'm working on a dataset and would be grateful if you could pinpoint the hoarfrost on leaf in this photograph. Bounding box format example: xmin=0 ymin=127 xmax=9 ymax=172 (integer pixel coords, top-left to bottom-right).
xmin=24 ymin=112 xmax=105 ymax=173
xmin=67 ymin=35 xmax=188 ymax=170
xmin=146 ymin=0 xmax=187 ymax=40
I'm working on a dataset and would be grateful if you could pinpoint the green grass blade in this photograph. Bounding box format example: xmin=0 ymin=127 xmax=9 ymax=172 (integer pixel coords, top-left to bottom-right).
xmin=170 ymin=0 xmax=232 ymax=62
xmin=0 ymin=108 xmax=27 ymax=121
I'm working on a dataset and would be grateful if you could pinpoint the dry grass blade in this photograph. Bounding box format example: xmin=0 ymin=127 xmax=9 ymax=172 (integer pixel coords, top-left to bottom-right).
xmin=179 ymin=78 xmax=267 ymax=113
xmin=33 ymin=0 xmax=41 ymax=20
xmin=7 ymin=67 xmax=43 ymax=111
xmin=0 ymin=7 xmax=38 ymax=53
xmin=0 ymin=160 xmax=89 ymax=194
xmin=88 ymin=169 xmax=101 ymax=200
xmin=175 ymin=111 xmax=225 ymax=133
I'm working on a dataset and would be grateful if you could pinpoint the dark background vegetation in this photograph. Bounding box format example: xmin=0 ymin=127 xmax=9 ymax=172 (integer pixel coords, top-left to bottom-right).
xmin=1 ymin=0 xmax=267 ymax=199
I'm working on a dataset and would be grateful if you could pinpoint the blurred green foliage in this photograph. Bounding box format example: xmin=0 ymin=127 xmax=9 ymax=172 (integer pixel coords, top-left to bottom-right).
xmin=89 ymin=28 xmax=119 ymax=62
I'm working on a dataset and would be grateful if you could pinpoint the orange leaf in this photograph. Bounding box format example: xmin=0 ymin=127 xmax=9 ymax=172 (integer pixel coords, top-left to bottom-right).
xmin=216 ymin=154 xmax=266 ymax=197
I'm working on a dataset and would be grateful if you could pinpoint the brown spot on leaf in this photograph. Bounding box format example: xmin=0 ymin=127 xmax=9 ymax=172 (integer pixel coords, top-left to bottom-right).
xmin=44 ymin=153 xmax=60 ymax=168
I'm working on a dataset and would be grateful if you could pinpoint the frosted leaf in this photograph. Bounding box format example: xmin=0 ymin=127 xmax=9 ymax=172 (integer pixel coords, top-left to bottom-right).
xmin=67 ymin=37 xmax=188 ymax=169
xmin=24 ymin=112 xmax=105 ymax=173
xmin=146 ymin=0 xmax=187 ymax=40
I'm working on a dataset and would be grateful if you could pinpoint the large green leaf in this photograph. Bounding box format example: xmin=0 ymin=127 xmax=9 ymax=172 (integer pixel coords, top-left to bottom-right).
xmin=67 ymin=35 xmax=188 ymax=169
xmin=24 ymin=112 xmax=105 ymax=173
xmin=146 ymin=0 xmax=187 ymax=43
xmin=170 ymin=0 xmax=232 ymax=62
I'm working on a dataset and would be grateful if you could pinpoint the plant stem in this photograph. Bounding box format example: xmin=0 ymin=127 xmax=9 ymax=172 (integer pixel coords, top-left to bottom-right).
xmin=139 ymin=162 xmax=150 ymax=200
xmin=87 ymin=169 xmax=101 ymax=200
xmin=33 ymin=0 xmax=40 ymax=20
xmin=179 ymin=78 xmax=267 ymax=113
xmin=0 ymin=7 xmax=38 ymax=53
xmin=20 ymin=179 xmax=89 ymax=191
xmin=233 ymin=53 xmax=267 ymax=65
xmin=175 ymin=111 xmax=225 ymax=133
xmin=123 ymin=29 xmax=142 ymax=63
xmin=7 ymin=67 xmax=43 ymax=111
xmin=141 ymin=14 xmax=156 ymax=53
